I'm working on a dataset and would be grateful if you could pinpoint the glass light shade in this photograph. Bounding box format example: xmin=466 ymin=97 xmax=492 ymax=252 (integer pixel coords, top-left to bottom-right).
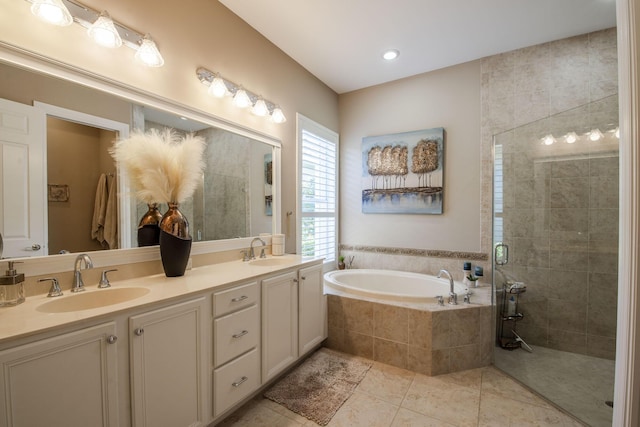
xmin=88 ymin=11 xmax=122 ymax=48
xmin=270 ymin=106 xmax=287 ymax=124
xmin=135 ymin=35 xmax=164 ymax=67
xmin=31 ymin=0 xmax=73 ymax=26
xmin=565 ymin=132 xmax=578 ymax=144
xmin=232 ymin=88 xmax=252 ymax=109
xmin=542 ymin=134 xmax=555 ymax=146
xmin=208 ymin=76 xmax=228 ymax=98
xmin=589 ymin=129 xmax=603 ymax=141
xmin=251 ymin=98 xmax=269 ymax=117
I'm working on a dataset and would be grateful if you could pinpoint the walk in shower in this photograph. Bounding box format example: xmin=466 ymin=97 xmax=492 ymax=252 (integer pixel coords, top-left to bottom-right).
xmin=492 ymin=95 xmax=619 ymax=427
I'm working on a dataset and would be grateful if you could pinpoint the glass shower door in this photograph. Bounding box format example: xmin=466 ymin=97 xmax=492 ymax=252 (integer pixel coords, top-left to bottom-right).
xmin=492 ymin=95 xmax=619 ymax=427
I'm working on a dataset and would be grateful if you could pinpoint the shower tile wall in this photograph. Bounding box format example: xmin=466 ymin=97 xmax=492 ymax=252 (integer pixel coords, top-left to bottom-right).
xmin=483 ymin=29 xmax=619 ymax=360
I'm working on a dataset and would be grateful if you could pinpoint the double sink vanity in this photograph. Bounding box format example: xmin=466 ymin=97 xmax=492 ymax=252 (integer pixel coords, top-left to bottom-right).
xmin=0 ymin=254 xmax=326 ymax=427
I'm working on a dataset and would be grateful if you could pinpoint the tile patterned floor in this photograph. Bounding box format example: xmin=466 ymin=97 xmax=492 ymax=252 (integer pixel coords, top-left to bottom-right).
xmin=217 ymin=351 xmax=584 ymax=427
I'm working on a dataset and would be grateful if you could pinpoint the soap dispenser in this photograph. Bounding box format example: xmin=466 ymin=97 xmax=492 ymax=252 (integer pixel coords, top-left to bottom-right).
xmin=0 ymin=261 xmax=26 ymax=306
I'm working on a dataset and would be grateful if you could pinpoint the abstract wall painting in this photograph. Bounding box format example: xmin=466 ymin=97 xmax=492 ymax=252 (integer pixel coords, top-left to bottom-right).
xmin=362 ymin=127 xmax=444 ymax=214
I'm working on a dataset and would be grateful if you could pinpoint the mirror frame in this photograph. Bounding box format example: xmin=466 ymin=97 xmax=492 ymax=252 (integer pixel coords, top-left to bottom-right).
xmin=0 ymin=41 xmax=282 ymax=276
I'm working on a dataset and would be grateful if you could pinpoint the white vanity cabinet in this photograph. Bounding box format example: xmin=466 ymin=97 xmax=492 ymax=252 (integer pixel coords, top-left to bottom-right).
xmin=261 ymin=271 xmax=299 ymax=383
xmin=0 ymin=322 xmax=119 ymax=427
xmin=129 ymin=297 xmax=208 ymax=427
xmin=298 ymin=263 xmax=326 ymax=356
xmin=212 ymin=281 xmax=261 ymax=417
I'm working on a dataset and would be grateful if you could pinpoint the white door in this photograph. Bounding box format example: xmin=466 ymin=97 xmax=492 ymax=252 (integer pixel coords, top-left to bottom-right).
xmin=0 ymin=98 xmax=45 ymax=257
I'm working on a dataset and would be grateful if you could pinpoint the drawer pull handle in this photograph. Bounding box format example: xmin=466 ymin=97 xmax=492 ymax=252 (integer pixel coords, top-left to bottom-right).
xmin=232 ymin=330 xmax=249 ymax=339
xmin=231 ymin=295 xmax=248 ymax=303
xmin=106 ymin=335 xmax=118 ymax=344
xmin=232 ymin=376 xmax=248 ymax=387
xmin=134 ymin=328 xmax=144 ymax=336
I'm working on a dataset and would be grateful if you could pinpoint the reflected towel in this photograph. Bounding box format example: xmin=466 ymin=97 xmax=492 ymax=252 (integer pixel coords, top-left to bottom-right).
xmin=91 ymin=173 xmax=108 ymax=243
xmin=104 ymin=175 xmax=119 ymax=249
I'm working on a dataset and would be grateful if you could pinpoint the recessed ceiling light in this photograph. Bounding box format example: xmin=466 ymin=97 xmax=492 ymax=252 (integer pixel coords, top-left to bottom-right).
xmin=382 ymin=49 xmax=399 ymax=61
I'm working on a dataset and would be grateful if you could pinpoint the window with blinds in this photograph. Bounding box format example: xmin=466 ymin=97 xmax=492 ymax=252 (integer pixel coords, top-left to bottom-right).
xmin=493 ymin=143 xmax=504 ymax=244
xmin=297 ymin=115 xmax=338 ymax=264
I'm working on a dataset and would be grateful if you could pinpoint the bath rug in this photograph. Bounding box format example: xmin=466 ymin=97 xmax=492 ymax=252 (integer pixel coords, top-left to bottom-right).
xmin=264 ymin=347 xmax=372 ymax=425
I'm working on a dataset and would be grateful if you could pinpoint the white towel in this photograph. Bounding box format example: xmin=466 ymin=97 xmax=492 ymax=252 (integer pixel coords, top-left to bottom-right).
xmin=91 ymin=173 xmax=108 ymax=243
xmin=104 ymin=175 xmax=119 ymax=249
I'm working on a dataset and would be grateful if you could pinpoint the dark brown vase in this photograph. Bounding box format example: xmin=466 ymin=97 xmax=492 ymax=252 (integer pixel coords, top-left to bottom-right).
xmin=137 ymin=203 xmax=163 ymax=247
xmin=159 ymin=202 xmax=192 ymax=277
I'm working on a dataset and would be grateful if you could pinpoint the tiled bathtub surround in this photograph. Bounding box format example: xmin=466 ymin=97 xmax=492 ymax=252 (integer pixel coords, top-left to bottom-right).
xmin=325 ymin=293 xmax=493 ymax=376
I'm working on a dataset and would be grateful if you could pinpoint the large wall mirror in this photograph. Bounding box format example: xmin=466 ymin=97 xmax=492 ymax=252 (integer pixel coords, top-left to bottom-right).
xmin=0 ymin=50 xmax=281 ymax=271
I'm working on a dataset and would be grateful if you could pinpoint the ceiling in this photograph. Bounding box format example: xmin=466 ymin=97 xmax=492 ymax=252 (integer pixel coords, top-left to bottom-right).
xmin=219 ymin=0 xmax=617 ymax=94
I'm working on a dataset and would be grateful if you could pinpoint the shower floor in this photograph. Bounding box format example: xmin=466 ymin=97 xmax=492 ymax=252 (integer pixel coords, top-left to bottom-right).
xmin=494 ymin=345 xmax=614 ymax=427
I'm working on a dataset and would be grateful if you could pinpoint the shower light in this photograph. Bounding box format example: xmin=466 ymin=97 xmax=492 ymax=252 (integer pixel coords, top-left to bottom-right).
xmin=564 ymin=132 xmax=578 ymax=144
xmin=589 ymin=129 xmax=604 ymax=141
xmin=135 ymin=34 xmax=164 ymax=67
xmin=30 ymin=0 xmax=73 ymax=26
xmin=542 ymin=134 xmax=556 ymax=146
xmin=88 ymin=11 xmax=122 ymax=48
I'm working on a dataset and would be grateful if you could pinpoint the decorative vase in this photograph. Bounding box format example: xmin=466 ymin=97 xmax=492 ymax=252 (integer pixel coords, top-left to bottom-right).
xmin=159 ymin=202 xmax=192 ymax=277
xmin=137 ymin=203 xmax=163 ymax=247
xmin=338 ymin=261 xmax=346 ymax=270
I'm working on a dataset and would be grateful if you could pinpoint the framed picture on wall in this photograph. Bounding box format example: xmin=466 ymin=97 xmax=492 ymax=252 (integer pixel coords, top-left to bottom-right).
xmin=361 ymin=127 xmax=444 ymax=214
xmin=48 ymin=184 xmax=70 ymax=202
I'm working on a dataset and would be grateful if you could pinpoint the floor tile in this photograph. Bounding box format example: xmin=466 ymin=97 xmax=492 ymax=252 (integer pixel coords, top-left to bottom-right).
xmin=390 ymin=408 xmax=457 ymax=426
xmin=356 ymin=362 xmax=415 ymax=405
xmin=326 ymin=391 xmax=399 ymax=427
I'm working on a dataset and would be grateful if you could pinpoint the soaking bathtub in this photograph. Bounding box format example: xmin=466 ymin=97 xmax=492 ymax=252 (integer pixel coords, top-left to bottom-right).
xmin=323 ymin=268 xmax=467 ymax=304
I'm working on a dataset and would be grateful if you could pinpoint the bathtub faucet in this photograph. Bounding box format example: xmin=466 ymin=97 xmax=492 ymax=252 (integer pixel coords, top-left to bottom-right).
xmin=437 ymin=269 xmax=457 ymax=305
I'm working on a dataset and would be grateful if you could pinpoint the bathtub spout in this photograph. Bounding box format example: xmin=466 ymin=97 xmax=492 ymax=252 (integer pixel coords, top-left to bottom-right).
xmin=437 ymin=269 xmax=457 ymax=305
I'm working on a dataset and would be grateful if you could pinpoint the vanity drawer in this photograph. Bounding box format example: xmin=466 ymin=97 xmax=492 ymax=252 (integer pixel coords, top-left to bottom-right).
xmin=213 ymin=281 xmax=258 ymax=316
xmin=213 ymin=348 xmax=260 ymax=417
xmin=214 ymin=304 xmax=259 ymax=366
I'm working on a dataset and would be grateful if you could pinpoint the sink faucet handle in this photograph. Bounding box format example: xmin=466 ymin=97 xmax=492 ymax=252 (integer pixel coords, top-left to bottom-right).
xmin=435 ymin=295 xmax=444 ymax=306
xmin=99 ymin=269 xmax=118 ymax=288
xmin=39 ymin=277 xmax=63 ymax=297
xmin=464 ymin=292 xmax=472 ymax=304
xmin=240 ymin=250 xmax=250 ymax=262
xmin=260 ymin=248 xmax=266 ymax=258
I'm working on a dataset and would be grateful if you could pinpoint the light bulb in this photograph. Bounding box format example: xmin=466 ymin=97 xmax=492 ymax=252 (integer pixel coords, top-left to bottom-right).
xmin=382 ymin=49 xmax=399 ymax=61
xmin=565 ymin=132 xmax=578 ymax=144
xmin=251 ymin=98 xmax=269 ymax=117
xmin=135 ymin=34 xmax=164 ymax=67
xmin=232 ymin=88 xmax=252 ymax=109
xmin=589 ymin=129 xmax=603 ymax=141
xmin=542 ymin=134 xmax=555 ymax=146
xmin=31 ymin=0 xmax=73 ymax=26
xmin=88 ymin=11 xmax=122 ymax=48
xmin=208 ymin=76 xmax=228 ymax=98
xmin=270 ymin=106 xmax=286 ymax=124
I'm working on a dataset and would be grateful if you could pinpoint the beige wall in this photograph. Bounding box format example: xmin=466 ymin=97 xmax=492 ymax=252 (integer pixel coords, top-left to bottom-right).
xmin=339 ymin=61 xmax=482 ymax=253
xmin=0 ymin=0 xmax=339 ymax=253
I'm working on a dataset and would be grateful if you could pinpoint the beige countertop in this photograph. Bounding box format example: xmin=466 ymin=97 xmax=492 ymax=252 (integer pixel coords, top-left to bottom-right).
xmin=0 ymin=254 xmax=321 ymax=345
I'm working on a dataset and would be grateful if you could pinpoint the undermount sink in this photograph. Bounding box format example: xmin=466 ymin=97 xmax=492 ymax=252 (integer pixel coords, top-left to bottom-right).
xmin=248 ymin=257 xmax=293 ymax=267
xmin=37 ymin=287 xmax=150 ymax=313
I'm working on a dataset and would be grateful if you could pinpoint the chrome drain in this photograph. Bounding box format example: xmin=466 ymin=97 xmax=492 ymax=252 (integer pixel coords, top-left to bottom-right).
xmin=605 ymin=400 xmax=614 ymax=408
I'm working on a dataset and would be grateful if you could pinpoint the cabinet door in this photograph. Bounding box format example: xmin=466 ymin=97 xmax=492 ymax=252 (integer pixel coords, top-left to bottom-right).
xmin=262 ymin=271 xmax=298 ymax=383
xmin=298 ymin=264 xmax=326 ymax=356
xmin=0 ymin=322 xmax=119 ymax=427
xmin=130 ymin=297 xmax=208 ymax=427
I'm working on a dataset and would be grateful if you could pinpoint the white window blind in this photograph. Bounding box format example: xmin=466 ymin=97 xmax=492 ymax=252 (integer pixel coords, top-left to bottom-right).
xmin=493 ymin=143 xmax=504 ymax=244
xmin=297 ymin=115 xmax=338 ymax=264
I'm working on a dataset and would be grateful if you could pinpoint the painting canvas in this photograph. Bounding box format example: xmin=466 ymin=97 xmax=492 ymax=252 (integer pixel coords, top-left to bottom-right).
xmin=362 ymin=127 xmax=444 ymax=214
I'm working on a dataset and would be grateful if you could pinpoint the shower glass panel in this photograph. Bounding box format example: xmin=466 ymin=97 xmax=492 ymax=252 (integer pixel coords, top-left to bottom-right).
xmin=492 ymin=95 xmax=618 ymax=427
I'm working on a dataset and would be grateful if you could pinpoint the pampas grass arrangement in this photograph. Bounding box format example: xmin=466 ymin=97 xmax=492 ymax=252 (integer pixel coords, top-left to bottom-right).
xmin=111 ymin=128 xmax=206 ymax=204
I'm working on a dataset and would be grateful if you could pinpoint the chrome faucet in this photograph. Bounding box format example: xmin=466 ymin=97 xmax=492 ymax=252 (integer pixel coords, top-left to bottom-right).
xmin=437 ymin=269 xmax=457 ymax=305
xmin=72 ymin=253 xmax=93 ymax=293
xmin=249 ymin=237 xmax=266 ymax=259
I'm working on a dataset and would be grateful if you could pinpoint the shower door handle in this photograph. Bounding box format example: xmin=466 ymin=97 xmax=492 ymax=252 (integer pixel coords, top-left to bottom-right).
xmin=495 ymin=242 xmax=509 ymax=266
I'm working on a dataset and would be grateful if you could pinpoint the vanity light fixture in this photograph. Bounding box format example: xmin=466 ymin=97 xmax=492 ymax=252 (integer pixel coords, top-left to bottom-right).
xmin=135 ymin=34 xmax=164 ymax=67
xmin=564 ymin=132 xmax=578 ymax=144
xmin=196 ymin=67 xmax=287 ymax=124
xmin=25 ymin=0 xmax=165 ymax=67
xmin=542 ymin=134 xmax=556 ymax=146
xmin=30 ymin=0 xmax=73 ymax=26
xmin=88 ymin=11 xmax=122 ymax=48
